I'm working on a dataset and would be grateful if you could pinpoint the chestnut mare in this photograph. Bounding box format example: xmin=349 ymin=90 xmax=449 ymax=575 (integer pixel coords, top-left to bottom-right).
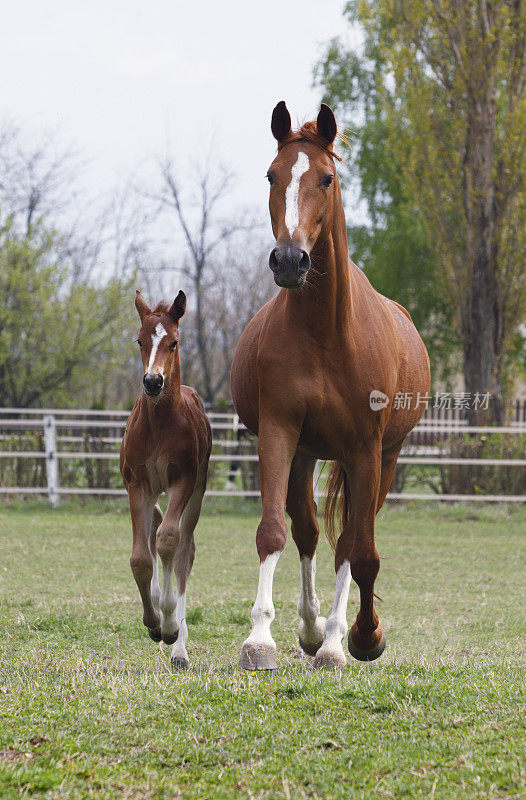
xmin=120 ymin=290 xmax=211 ymax=670
xmin=231 ymin=102 xmax=430 ymax=670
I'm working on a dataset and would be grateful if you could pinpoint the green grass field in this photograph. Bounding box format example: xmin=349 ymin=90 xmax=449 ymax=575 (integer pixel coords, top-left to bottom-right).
xmin=0 ymin=500 xmax=525 ymax=799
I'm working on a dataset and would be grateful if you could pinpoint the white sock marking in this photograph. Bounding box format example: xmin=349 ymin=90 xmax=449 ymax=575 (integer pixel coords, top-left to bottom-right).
xmin=298 ymin=555 xmax=325 ymax=648
xmin=317 ymin=560 xmax=352 ymax=659
xmin=150 ymin=553 xmax=160 ymax=612
xmin=298 ymin=555 xmax=320 ymax=623
xmin=160 ymin=556 xmax=177 ymax=637
xmin=285 ymin=151 xmax=309 ymax=238
xmin=243 ymin=551 xmax=281 ymax=649
xmin=147 ymin=322 xmax=167 ymax=373
xmin=170 ymin=589 xmax=189 ymax=663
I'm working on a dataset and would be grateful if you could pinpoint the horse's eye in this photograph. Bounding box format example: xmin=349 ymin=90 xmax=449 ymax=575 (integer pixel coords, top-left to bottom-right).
xmin=169 ymin=341 xmax=178 ymax=350
xmin=266 ymin=172 xmax=275 ymax=185
xmin=137 ymin=339 xmax=142 ymax=347
xmin=322 ymin=174 xmax=334 ymax=188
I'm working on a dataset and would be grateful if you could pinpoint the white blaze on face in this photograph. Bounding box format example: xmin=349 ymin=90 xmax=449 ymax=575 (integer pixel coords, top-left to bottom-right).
xmin=147 ymin=322 xmax=167 ymax=373
xmin=285 ymin=151 xmax=310 ymax=238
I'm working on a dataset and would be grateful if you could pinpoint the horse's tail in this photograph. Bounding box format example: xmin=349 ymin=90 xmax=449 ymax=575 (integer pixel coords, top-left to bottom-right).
xmin=322 ymin=462 xmax=351 ymax=553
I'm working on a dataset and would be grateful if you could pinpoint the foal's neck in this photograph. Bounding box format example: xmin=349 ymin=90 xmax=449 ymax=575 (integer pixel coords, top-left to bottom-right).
xmin=286 ymin=178 xmax=354 ymax=335
xmin=144 ymin=359 xmax=182 ymax=427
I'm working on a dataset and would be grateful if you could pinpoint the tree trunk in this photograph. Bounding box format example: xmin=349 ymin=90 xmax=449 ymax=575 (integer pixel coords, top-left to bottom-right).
xmin=462 ymin=58 xmax=503 ymax=425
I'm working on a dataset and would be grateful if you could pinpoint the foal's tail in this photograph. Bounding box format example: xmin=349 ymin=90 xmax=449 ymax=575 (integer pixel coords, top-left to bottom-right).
xmin=322 ymin=462 xmax=351 ymax=553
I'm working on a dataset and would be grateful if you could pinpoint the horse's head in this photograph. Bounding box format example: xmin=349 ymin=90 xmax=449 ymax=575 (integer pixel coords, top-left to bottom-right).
xmin=267 ymin=101 xmax=339 ymax=288
xmin=134 ymin=290 xmax=186 ymax=397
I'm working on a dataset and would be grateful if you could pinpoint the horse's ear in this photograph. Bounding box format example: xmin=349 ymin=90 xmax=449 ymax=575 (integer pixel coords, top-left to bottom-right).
xmin=317 ymin=103 xmax=337 ymax=146
xmin=271 ymin=100 xmax=292 ymax=143
xmin=168 ymin=290 xmax=186 ymax=323
xmin=135 ymin=290 xmax=150 ymax=322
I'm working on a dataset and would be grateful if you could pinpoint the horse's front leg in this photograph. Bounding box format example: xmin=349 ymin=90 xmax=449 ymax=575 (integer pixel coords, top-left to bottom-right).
xmin=314 ymin=439 xmax=384 ymax=668
xmin=149 ymin=504 xmax=163 ymax=615
xmin=156 ymin=476 xmax=194 ymax=646
xmin=169 ymin=460 xmax=208 ymax=670
xmin=239 ymin=418 xmax=299 ymax=671
xmin=128 ymin=485 xmax=161 ymax=641
xmin=346 ymin=441 xmax=386 ymax=661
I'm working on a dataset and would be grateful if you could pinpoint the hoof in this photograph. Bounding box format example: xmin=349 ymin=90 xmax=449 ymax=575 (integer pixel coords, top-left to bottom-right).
xmin=171 ymin=656 xmax=189 ymax=671
xmin=162 ymin=631 xmax=179 ymax=645
xmin=299 ymin=636 xmax=323 ymax=657
xmin=148 ymin=627 xmax=162 ymax=642
xmin=239 ymin=643 xmax=277 ymax=671
xmin=348 ymin=625 xmax=386 ymax=662
xmin=313 ymin=647 xmax=347 ymax=669
xmin=298 ymin=616 xmax=326 ymax=657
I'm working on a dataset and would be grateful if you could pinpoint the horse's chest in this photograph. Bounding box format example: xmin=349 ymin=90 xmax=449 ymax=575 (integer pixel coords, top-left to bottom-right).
xmin=142 ymin=453 xmax=169 ymax=493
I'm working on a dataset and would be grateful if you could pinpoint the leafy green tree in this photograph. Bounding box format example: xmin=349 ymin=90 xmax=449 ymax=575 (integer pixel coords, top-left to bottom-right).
xmin=316 ymin=0 xmax=525 ymax=421
xmin=0 ymin=219 xmax=136 ymax=408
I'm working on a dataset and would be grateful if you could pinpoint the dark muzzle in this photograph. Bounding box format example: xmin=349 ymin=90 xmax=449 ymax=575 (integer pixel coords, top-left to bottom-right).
xmin=143 ymin=373 xmax=163 ymax=396
xmin=269 ymin=245 xmax=310 ymax=287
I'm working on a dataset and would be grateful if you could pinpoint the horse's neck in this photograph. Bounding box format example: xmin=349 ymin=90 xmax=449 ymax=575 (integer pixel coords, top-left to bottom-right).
xmin=286 ymin=181 xmax=355 ymax=334
xmin=144 ymin=362 xmax=182 ymax=429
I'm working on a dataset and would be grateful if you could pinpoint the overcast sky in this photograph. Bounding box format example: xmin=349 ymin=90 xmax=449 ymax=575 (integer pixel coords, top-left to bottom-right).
xmin=1 ymin=0 xmax=355 ymax=224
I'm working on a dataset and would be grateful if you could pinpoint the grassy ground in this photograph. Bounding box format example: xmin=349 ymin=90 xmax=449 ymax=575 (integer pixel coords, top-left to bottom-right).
xmin=0 ymin=499 xmax=524 ymax=799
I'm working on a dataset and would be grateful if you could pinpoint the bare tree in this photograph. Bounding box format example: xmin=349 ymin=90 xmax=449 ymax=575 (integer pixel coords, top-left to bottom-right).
xmin=148 ymin=155 xmax=271 ymax=403
xmin=0 ymin=120 xmax=81 ymax=237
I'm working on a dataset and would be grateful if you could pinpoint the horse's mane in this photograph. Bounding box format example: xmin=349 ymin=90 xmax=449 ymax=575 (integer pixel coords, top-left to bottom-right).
xmin=277 ymin=121 xmax=348 ymax=162
xmin=151 ymin=301 xmax=171 ymax=315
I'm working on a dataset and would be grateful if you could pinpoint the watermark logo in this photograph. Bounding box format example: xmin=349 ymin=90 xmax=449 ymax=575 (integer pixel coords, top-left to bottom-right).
xmin=369 ymin=390 xmax=492 ymax=412
xmin=369 ymin=390 xmax=389 ymax=411
xmin=392 ymin=391 xmax=491 ymax=411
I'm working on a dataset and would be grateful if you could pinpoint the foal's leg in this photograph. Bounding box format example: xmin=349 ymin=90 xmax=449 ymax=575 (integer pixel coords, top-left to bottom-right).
xmin=239 ymin=419 xmax=299 ymax=670
xmin=128 ymin=485 xmax=161 ymax=640
xmin=149 ymin=504 xmax=163 ymax=616
xmin=156 ymin=477 xmax=194 ymax=646
xmin=344 ymin=441 xmax=386 ymax=661
xmin=169 ymin=460 xmax=208 ymax=670
xmin=286 ymin=454 xmax=326 ymax=657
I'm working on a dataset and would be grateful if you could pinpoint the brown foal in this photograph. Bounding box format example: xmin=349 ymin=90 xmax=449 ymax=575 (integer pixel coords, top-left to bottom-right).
xmin=231 ymin=102 xmax=430 ymax=670
xmin=120 ymin=290 xmax=211 ymax=669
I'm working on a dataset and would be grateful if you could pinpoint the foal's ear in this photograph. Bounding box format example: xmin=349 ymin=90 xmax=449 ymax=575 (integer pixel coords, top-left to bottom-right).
xmin=135 ymin=290 xmax=150 ymax=322
xmin=168 ymin=290 xmax=186 ymax=323
xmin=271 ymin=100 xmax=292 ymax=143
xmin=316 ymin=103 xmax=337 ymax=146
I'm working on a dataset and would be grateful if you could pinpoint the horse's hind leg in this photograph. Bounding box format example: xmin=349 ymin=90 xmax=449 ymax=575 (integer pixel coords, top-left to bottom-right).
xmin=170 ymin=460 xmax=208 ymax=670
xmin=313 ymin=513 xmax=352 ymax=669
xmin=376 ymin=442 xmax=404 ymax=512
xmin=286 ymin=453 xmax=326 ymax=657
xmin=128 ymin=485 xmax=161 ymax=641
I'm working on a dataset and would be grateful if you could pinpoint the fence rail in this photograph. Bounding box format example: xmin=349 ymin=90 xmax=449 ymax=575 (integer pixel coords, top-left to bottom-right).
xmin=0 ymin=406 xmax=524 ymax=505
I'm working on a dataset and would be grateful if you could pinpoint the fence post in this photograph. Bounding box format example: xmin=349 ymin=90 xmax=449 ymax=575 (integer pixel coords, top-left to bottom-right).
xmin=43 ymin=414 xmax=59 ymax=507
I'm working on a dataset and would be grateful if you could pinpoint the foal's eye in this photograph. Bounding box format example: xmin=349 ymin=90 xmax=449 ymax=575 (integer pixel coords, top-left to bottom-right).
xmin=266 ymin=172 xmax=275 ymax=185
xmin=169 ymin=341 xmax=178 ymax=350
xmin=322 ymin=174 xmax=334 ymax=188
xmin=137 ymin=339 xmax=142 ymax=347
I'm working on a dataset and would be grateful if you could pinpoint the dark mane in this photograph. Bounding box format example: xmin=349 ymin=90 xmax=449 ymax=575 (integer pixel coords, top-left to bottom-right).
xmin=277 ymin=121 xmax=348 ymax=161
xmin=151 ymin=301 xmax=171 ymax=315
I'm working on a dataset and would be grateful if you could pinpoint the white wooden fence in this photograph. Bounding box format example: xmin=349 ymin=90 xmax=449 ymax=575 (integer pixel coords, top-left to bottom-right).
xmin=0 ymin=408 xmax=524 ymax=505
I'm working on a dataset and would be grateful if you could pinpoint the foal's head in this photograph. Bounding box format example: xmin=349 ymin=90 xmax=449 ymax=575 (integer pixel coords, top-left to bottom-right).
xmin=134 ymin=290 xmax=186 ymax=397
xmin=267 ymin=101 xmax=340 ymax=288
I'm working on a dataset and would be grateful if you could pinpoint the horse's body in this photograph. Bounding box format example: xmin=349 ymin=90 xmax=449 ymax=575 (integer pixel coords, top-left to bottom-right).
xmin=231 ymin=103 xmax=430 ymax=669
xmin=120 ymin=290 xmax=211 ymax=669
